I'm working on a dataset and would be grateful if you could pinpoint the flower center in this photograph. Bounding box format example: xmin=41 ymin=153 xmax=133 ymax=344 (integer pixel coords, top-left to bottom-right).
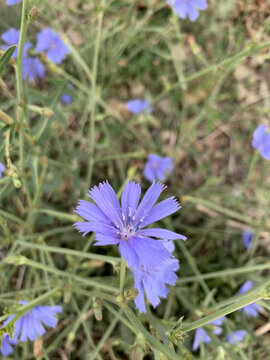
xmin=151 ymin=161 xmax=159 ymax=169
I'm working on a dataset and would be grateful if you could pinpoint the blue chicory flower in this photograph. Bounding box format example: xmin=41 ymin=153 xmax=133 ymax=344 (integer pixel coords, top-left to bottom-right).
xmin=126 ymin=99 xmax=153 ymax=115
xmin=61 ymin=83 xmax=74 ymax=105
xmin=36 ymin=28 xmax=70 ymax=64
xmin=227 ymin=330 xmax=247 ymax=345
xmin=0 ymin=334 xmax=17 ymax=357
xmin=193 ymin=317 xmax=225 ymax=351
xmin=75 ymin=181 xmax=186 ymax=269
xmin=6 ymin=0 xmax=21 ymax=5
xmin=242 ymin=230 xmax=253 ymax=249
xmin=252 ymin=124 xmax=270 ymax=160
xmin=0 ymin=162 xmax=5 ymax=178
xmin=4 ymin=301 xmax=62 ymax=342
xmin=22 ymin=57 xmax=45 ymax=82
xmin=133 ymin=241 xmax=179 ymax=313
xmin=1 ymin=28 xmax=32 ymax=58
xmin=237 ymin=281 xmax=261 ymax=317
xmin=167 ymin=0 xmax=207 ymax=21
xmin=144 ymin=154 xmax=174 ymax=182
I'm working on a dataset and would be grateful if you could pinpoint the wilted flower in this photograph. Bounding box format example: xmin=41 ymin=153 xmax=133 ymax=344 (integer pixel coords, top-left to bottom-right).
xmin=6 ymin=0 xmax=21 ymax=5
xmin=242 ymin=231 xmax=253 ymax=249
xmin=237 ymin=281 xmax=261 ymax=317
xmin=0 ymin=162 xmax=5 ymax=178
xmin=133 ymin=241 xmax=179 ymax=313
xmin=1 ymin=28 xmax=32 ymax=58
xmin=0 ymin=334 xmax=16 ymax=356
xmin=193 ymin=317 xmax=225 ymax=351
xmin=4 ymin=301 xmax=62 ymax=342
xmin=36 ymin=28 xmax=70 ymax=64
xmin=144 ymin=154 xmax=174 ymax=182
xmin=75 ymin=181 xmax=186 ymax=269
xmin=227 ymin=330 xmax=247 ymax=345
xmin=22 ymin=57 xmax=45 ymax=82
xmin=252 ymin=124 xmax=270 ymax=160
xmin=167 ymin=0 xmax=207 ymax=21
xmin=126 ymin=99 xmax=153 ymax=114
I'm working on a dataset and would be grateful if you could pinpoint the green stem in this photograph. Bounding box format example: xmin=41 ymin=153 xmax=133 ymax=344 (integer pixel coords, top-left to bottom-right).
xmin=86 ymin=10 xmax=104 ymax=190
xmin=177 ymin=262 xmax=270 ymax=284
xmin=5 ymin=256 xmax=118 ymax=293
xmin=119 ymin=257 xmax=126 ymax=297
xmin=17 ymin=240 xmax=121 ymax=264
xmin=181 ymin=290 xmax=263 ymax=333
xmin=122 ymin=303 xmax=180 ymax=360
xmin=16 ymin=0 xmax=31 ymax=206
xmin=184 ymin=195 xmax=258 ymax=227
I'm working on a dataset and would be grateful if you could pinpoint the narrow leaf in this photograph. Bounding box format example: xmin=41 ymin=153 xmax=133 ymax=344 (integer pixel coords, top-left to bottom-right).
xmin=0 ymin=45 xmax=17 ymax=75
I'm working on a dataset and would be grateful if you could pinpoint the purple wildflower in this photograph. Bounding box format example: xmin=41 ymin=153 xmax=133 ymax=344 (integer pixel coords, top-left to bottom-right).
xmin=242 ymin=231 xmax=253 ymax=249
xmin=61 ymin=83 xmax=74 ymax=105
xmin=74 ymin=181 xmax=186 ymax=269
xmin=133 ymin=241 xmax=179 ymax=312
xmin=4 ymin=301 xmax=62 ymax=342
xmin=0 ymin=334 xmax=16 ymax=356
xmin=1 ymin=28 xmax=32 ymax=58
xmin=36 ymin=28 xmax=70 ymax=64
xmin=167 ymin=0 xmax=207 ymax=21
xmin=237 ymin=281 xmax=261 ymax=317
xmin=22 ymin=57 xmax=45 ymax=82
xmin=6 ymin=0 xmax=21 ymax=4
xmin=252 ymin=124 xmax=270 ymax=160
xmin=126 ymin=99 xmax=153 ymax=115
xmin=144 ymin=154 xmax=174 ymax=182
xmin=0 ymin=162 xmax=5 ymax=178
xmin=193 ymin=317 xmax=225 ymax=351
xmin=227 ymin=330 xmax=247 ymax=345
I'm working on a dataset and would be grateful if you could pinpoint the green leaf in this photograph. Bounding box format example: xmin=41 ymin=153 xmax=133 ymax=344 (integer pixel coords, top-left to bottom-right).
xmin=0 ymin=46 xmax=17 ymax=76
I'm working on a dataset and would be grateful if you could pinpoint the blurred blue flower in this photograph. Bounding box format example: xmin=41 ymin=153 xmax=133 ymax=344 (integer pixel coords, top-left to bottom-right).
xmin=237 ymin=281 xmax=261 ymax=317
xmin=36 ymin=28 xmax=70 ymax=64
xmin=126 ymin=98 xmax=153 ymax=114
xmin=0 ymin=334 xmax=16 ymax=356
xmin=144 ymin=154 xmax=174 ymax=182
xmin=193 ymin=317 xmax=225 ymax=351
xmin=133 ymin=241 xmax=179 ymax=312
xmin=167 ymin=0 xmax=207 ymax=21
xmin=6 ymin=0 xmax=21 ymax=5
xmin=252 ymin=124 xmax=270 ymax=160
xmin=61 ymin=83 xmax=74 ymax=105
xmin=242 ymin=230 xmax=253 ymax=249
xmin=22 ymin=57 xmax=45 ymax=82
xmin=0 ymin=162 xmax=5 ymax=178
xmin=75 ymin=181 xmax=186 ymax=269
xmin=5 ymin=301 xmax=62 ymax=342
xmin=227 ymin=330 xmax=247 ymax=345
xmin=1 ymin=28 xmax=32 ymax=58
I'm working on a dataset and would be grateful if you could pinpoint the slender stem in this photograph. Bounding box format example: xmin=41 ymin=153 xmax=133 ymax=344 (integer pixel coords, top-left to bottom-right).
xmin=86 ymin=10 xmax=104 ymax=190
xmin=17 ymin=240 xmax=121 ymax=264
xmin=119 ymin=257 xmax=126 ymax=297
xmin=16 ymin=0 xmax=31 ymax=206
xmin=181 ymin=290 xmax=263 ymax=333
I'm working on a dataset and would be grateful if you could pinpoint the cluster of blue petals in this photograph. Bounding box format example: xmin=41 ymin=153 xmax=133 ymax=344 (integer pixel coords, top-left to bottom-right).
xmin=1 ymin=25 xmax=70 ymax=83
xmin=252 ymin=124 xmax=270 ymax=160
xmin=6 ymin=0 xmax=21 ymax=5
xmin=126 ymin=98 xmax=153 ymax=114
xmin=75 ymin=181 xmax=186 ymax=312
xmin=237 ymin=281 xmax=261 ymax=317
xmin=193 ymin=316 xmax=247 ymax=351
xmin=0 ymin=162 xmax=5 ymax=178
xmin=1 ymin=302 xmax=62 ymax=356
xmin=242 ymin=230 xmax=253 ymax=249
xmin=167 ymin=0 xmax=207 ymax=21
xmin=144 ymin=154 xmax=174 ymax=182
